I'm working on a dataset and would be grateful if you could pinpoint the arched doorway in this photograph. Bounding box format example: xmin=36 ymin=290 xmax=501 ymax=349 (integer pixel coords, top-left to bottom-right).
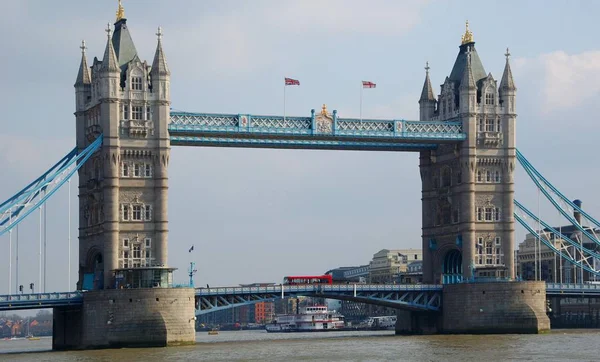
xmin=442 ymin=249 xmax=463 ymax=284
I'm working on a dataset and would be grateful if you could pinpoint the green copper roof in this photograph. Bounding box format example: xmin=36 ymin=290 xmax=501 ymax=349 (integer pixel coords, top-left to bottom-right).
xmin=448 ymin=42 xmax=487 ymax=88
xmin=112 ymin=19 xmax=138 ymax=68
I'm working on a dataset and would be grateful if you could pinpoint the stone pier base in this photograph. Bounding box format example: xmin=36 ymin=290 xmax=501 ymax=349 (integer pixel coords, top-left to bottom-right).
xmin=53 ymin=288 xmax=196 ymax=350
xmin=396 ymin=281 xmax=550 ymax=335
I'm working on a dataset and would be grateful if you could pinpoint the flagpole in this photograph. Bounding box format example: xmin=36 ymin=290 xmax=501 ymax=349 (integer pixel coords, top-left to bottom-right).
xmin=360 ymin=82 xmax=363 ymax=121
xmin=283 ymin=81 xmax=286 ymax=121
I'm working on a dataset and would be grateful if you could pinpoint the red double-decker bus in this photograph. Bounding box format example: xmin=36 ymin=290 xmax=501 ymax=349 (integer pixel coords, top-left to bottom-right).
xmin=283 ymin=275 xmax=333 ymax=285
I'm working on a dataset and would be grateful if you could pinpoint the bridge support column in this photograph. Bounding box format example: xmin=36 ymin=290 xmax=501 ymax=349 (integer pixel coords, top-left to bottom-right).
xmin=395 ymin=310 xmax=442 ymax=335
xmin=442 ymin=281 xmax=550 ymax=334
xmin=52 ymin=288 xmax=196 ymax=350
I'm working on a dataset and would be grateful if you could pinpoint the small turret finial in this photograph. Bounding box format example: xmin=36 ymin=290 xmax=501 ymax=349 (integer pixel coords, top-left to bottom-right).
xmin=106 ymin=22 xmax=112 ymax=38
xmin=461 ymin=20 xmax=474 ymax=45
xmin=425 ymin=61 xmax=430 ymax=74
xmin=505 ymin=47 xmax=511 ymax=60
xmin=116 ymin=0 xmax=126 ymax=21
xmin=80 ymin=40 xmax=87 ymax=54
xmin=156 ymin=26 xmax=163 ymax=41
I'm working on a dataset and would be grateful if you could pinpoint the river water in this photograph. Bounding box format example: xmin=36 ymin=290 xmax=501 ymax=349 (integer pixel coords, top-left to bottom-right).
xmin=1 ymin=330 xmax=599 ymax=361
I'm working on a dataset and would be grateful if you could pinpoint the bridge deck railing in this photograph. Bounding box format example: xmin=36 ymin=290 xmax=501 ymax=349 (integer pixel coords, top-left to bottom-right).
xmin=195 ymin=284 xmax=442 ymax=296
xmin=169 ymin=112 xmax=466 ymax=141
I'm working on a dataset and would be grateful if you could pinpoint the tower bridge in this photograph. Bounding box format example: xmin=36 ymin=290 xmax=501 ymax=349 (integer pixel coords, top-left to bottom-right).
xmin=2 ymin=2 xmax=599 ymax=349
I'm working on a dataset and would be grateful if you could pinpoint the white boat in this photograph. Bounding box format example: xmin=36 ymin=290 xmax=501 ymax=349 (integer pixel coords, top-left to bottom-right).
xmin=266 ymin=305 xmax=345 ymax=332
xmin=366 ymin=316 xmax=397 ymax=330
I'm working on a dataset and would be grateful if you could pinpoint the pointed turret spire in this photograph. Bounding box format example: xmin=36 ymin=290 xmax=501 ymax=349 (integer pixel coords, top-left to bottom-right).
xmin=101 ymin=23 xmax=120 ymax=73
xmin=75 ymin=40 xmax=91 ymax=85
xmin=460 ymin=47 xmax=476 ymax=90
xmin=151 ymin=27 xmax=170 ymax=77
xmin=419 ymin=62 xmax=435 ymax=103
xmin=500 ymin=48 xmax=516 ymax=90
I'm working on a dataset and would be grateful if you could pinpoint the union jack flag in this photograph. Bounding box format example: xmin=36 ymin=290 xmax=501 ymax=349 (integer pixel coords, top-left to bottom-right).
xmin=285 ymin=77 xmax=300 ymax=86
xmin=362 ymin=81 xmax=376 ymax=88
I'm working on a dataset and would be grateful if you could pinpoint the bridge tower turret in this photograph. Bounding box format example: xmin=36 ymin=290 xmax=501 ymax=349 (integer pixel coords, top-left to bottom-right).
xmin=420 ymin=22 xmax=516 ymax=283
xmin=75 ymin=5 xmax=172 ymax=290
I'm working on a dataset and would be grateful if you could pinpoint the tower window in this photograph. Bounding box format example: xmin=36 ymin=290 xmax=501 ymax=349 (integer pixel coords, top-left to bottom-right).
xmin=486 ymin=171 xmax=491 ymax=183
xmin=123 ymin=238 xmax=129 ymax=247
xmin=485 ymin=208 xmax=493 ymax=221
xmin=133 ymin=245 xmax=141 ymax=259
xmin=145 ymin=238 xmax=151 ymax=247
xmin=478 ymin=118 xmax=484 ymax=132
xmin=144 ymin=205 xmax=152 ymax=221
xmin=477 ymin=171 xmax=482 ymax=182
xmin=496 ymin=118 xmax=501 ymax=132
xmin=485 ymin=118 xmax=494 ymax=132
xmin=477 ymin=208 xmax=483 ymax=221
xmin=495 ymin=170 xmax=501 ymax=183
xmin=122 ymin=162 xmax=129 ymax=177
xmin=132 ymin=205 xmax=142 ymax=221
xmin=131 ymin=77 xmax=143 ymax=91
xmin=146 ymin=106 xmax=152 ymax=121
xmin=144 ymin=164 xmax=152 ymax=177
xmin=121 ymin=104 xmax=129 ymax=120
xmin=485 ymin=93 xmax=495 ymax=105
xmin=122 ymin=205 xmax=130 ymax=221
xmin=134 ymin=163 xmax=141 ymax=177
xmin=132 ymin=106 xmax=143 ymax=120
xmin=495 ymin=207 xmax=501 ymax=221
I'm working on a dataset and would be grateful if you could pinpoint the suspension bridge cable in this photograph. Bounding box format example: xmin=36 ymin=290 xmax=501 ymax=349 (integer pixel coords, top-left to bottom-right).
xmin=514 ymin=213 xmax=600 ymax=276
xmin=517 ymin=150 xmax=600 ymax=232
xmin=516 ymin=151 xmax=600 ymax=248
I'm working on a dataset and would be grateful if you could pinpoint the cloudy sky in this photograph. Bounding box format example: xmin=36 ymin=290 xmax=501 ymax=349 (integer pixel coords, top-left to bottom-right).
xmin=1 ymin=0 xmax=599 ymax=292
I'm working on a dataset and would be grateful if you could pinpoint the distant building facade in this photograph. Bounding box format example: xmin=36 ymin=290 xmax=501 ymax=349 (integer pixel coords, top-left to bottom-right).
xmin=369 ymin=249 xmax=422 ymax=283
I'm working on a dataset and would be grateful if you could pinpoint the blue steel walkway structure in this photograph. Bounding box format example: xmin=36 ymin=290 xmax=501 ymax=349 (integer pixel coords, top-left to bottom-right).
xmin=168 ymin=111 xmax=466 ymax=151
xmin=194 ymin=284 xmax=443 ymax=315
xmin=2 ymin=283 xmax=600 ymax=313
xmin=0 ymin=292 xmax=83 ymax=311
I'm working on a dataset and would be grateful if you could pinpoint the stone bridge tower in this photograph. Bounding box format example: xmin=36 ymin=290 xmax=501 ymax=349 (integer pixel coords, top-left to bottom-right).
xmin=74 ymin=3 xmax=171 ymax=289
xmin=419 ymin=22 xmax=517 ymax=284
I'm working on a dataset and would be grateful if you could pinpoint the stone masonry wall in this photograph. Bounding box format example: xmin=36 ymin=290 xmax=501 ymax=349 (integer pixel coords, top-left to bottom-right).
xmin=55 ymin=288 xmax=196 ymax=349
xmin=442 ymin=281 xmax=550 ymax=334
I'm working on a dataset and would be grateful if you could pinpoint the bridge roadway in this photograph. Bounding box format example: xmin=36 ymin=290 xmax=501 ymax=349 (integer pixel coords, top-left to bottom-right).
xmin=1 ymin=283 xmax=598 ymax=313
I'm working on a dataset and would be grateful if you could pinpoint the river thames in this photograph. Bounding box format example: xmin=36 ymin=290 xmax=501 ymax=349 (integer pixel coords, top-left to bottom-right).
xmin=1 ymin=329 xmax=599 ymax=361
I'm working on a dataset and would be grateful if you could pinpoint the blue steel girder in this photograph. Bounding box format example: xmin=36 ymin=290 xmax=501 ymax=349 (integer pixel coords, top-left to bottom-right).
xmin=169 ymin=112 xmax=465 ymax=151
xmin=195 ymin=284 xmax=442 ymax=315
xmin=0 ymin=292 xmax=83 ymax=311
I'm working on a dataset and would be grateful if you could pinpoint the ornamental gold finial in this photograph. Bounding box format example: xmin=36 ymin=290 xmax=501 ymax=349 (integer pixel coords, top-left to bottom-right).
xmin=116 ymin=0 xmax=126 ymax=21
xmin=321 ymin=104 xmax=328 ymax=116
xmin=461 ymin=20 xmax=474 ymax=45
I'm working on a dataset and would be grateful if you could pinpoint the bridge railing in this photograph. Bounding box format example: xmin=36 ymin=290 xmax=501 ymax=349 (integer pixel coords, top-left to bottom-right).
xmin=0 ymin=292 xmax=83 ymax=303
xmin=195 ymin=284 xmax=442 ymax=296
xmin=546 ymin=283 xmax=600 ymax=292
xmin=169 ymin=112 xmax=466 ymax=141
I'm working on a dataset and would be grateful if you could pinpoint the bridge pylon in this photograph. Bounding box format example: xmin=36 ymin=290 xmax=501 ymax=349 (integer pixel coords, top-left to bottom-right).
xmin=419 ymin=24 xmax=517 ymax=284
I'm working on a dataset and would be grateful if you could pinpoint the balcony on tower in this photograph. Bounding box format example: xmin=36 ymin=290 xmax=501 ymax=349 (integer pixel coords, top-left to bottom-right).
xmin=112 ymin=266 xmax=176 ymax=289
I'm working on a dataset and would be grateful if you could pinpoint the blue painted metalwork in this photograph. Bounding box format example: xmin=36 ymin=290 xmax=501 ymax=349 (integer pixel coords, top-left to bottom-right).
xmin=0 ymin=292 xmax=83 ymax=311
xmin=195 ymin=284 xmax=442 ymax=315
xmin=168 ymin=111 xmax=466 ymax=151
xmin=514 ymin=212 xmax=600 ymax=276
xmin=0 ymin=135 xmax=103 ymax=236
xmin=516 ymin=150 xmax=600 ymax=248
xmin=514 ymin=200 xmax=600 ymax=261
xmin=546 ymin=283 xmax=600 ymax=297
xmin=170 ymin=136 xmax=439 ymax=151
